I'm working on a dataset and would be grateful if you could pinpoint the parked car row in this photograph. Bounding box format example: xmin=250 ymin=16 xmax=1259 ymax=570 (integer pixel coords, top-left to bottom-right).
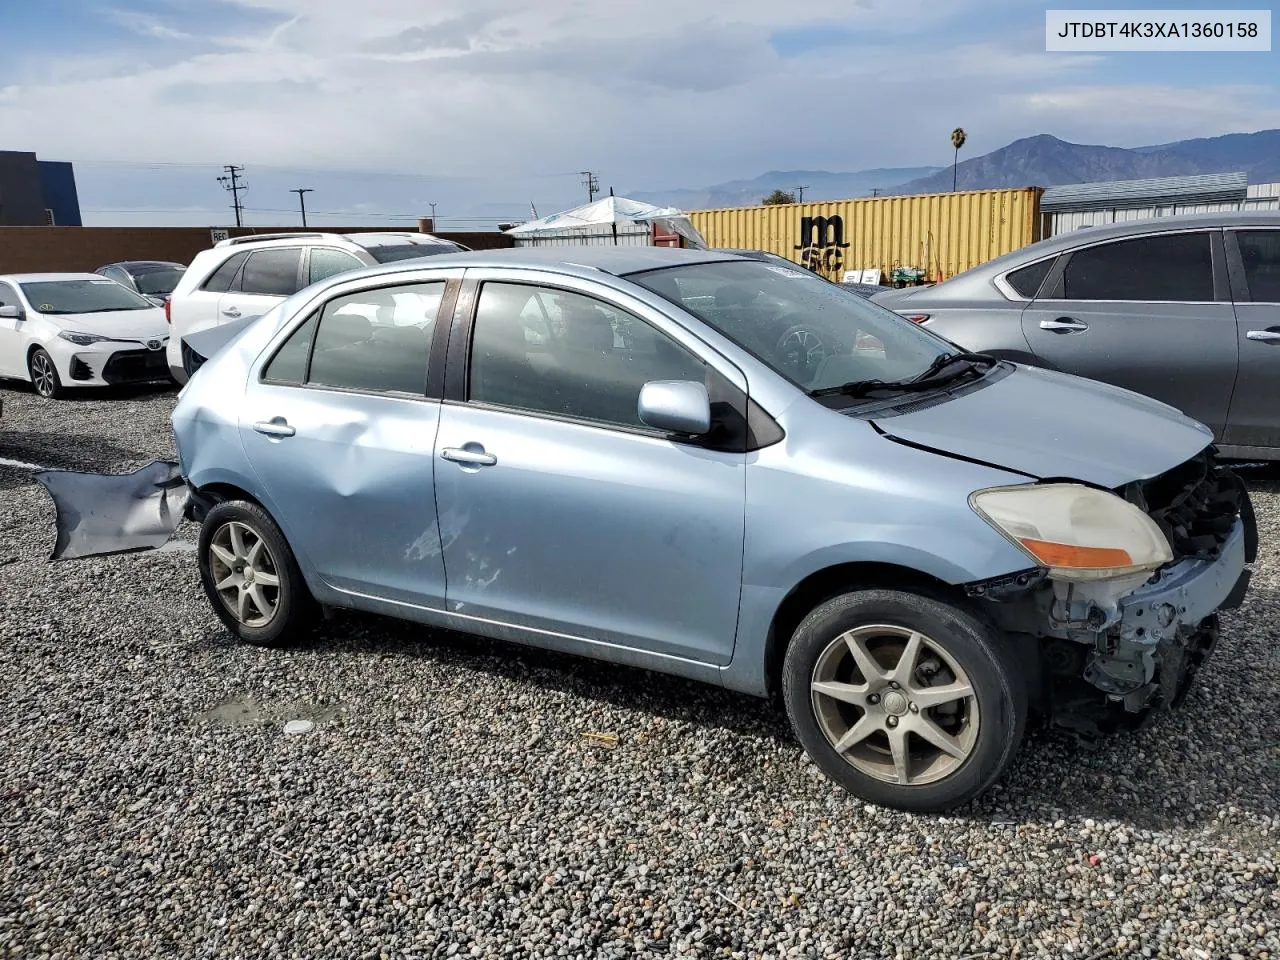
xmin=0 ymin=231 xmax=469 ymax=398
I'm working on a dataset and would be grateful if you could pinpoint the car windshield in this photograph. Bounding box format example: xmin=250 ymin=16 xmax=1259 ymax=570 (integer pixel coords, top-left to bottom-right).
xmin=627 ymin=259 xmax=960 ymax=395
xmin=21 ymin=278 xmax=156 ymax=315
xmin=131 ymin=267 xmax=185 ymax=296
xmin=364 ymin=242 xmax=465 ymax=264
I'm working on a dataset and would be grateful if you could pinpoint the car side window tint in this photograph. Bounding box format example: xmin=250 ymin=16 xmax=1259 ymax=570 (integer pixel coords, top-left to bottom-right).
xmin=305 ymin=282 xmax=444 ymax=395
xmin=202 ymin=252 xmax=249 ymax=293
xmin=1005 ymin=259 xmax=1053 ymax=298
xmin=1235 ymin=231 xmax=1280 ymax=303
xmin=309 ymin=248 xmax=365 ymax=285
xmin=1062 ymin=232 xmax=1213 ymax=302
xmin=469 ymin=282 xmax=706 ymax=429
xmin=240 ymin=249 xmax=303 ymax=297
xmin=262 ymin=313 xmax=319 ymax=384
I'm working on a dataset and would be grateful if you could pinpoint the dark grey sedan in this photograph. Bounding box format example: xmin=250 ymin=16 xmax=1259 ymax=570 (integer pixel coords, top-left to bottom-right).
xmin=873 ymin=213 xmax=1280 ymax=459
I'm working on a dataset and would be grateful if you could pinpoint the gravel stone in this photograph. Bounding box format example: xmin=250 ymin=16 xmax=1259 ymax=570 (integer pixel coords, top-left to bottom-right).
xmin=1 ymin=383 xmax=1278 ymax=959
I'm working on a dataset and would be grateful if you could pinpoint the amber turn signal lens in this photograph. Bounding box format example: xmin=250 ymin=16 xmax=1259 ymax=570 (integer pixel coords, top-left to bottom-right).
xmin=1017 ymin=538 xmax=1133 ymax=570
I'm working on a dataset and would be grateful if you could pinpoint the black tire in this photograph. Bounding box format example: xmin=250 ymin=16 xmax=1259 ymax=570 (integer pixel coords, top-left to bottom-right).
xmin=782 ymin=588 xmax=1026 ymax=813
xmin=197 ymin=500 xmax=315 ymax=648
xmin=28 ymin=348 xmax=65 ymax=399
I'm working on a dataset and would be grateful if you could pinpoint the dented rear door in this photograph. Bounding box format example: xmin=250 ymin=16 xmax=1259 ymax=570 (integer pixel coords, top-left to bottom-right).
xmin=237 ymin=277 xmax=453 ymax=607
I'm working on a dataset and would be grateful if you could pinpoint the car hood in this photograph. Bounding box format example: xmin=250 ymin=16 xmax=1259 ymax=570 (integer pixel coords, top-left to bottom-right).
xmin=867 ymin=364 xmax=1213 ymax=488
xmin=44 ymin=308 xmax=168 ymax=340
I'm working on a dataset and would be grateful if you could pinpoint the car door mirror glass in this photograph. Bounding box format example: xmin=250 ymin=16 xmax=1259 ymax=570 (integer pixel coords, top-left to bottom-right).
xmin=0 ymin=305 xmax=24 ymax=320
xmin=638 ymin=380 xmax=712 ymax=436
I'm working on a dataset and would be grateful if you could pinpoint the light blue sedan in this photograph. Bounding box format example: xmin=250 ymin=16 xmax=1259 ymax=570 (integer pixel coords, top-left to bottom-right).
xmin=169 ymin=247 xmax=1255 ymax=811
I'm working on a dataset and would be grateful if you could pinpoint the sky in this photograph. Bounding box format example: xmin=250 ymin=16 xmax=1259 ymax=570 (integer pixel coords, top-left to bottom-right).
xmin=1 ymin=0 xmax=1278 ymax=228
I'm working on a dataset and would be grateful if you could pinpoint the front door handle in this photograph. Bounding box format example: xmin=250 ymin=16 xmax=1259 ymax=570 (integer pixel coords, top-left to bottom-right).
xmin=1246 ymin=328 xmax=1280 ymax=342
xmin=1039 ymin=317 xmax=1089 ymax=333
xmin=441 ymin=446 xmax=497 ymax=467
xmin=253 ymin=419 xmax=296 ymax=438
xmin=222 ymin=306 xmax=242 ymax=318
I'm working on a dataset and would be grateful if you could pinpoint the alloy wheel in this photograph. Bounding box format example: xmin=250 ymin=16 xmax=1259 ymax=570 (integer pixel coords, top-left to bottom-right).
xmin=810 ymin=623 xmax=980 ymax=786
xmin=208 ymin=521 xmax=282 ymax=627
xmin=31 ymin=352 xmax=56 ymax=398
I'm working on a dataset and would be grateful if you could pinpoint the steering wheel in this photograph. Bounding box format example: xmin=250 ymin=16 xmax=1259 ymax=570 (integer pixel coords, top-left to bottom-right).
xmin=774 ymin=315 xmax=830 ymax=381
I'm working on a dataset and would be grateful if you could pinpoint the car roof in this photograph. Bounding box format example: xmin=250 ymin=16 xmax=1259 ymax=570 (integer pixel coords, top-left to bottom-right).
xmin=982 ymin=210 xmax=1280 ymax=272
xmin=0 ymin=272 xmax=111 ymax=283
xmin=103 ymin=260 xmax=185 ymax=269
xmin=210 ymin=231 xmax=463 ymax=252
xmin=298 ymin=246 xmax=744 ymax=289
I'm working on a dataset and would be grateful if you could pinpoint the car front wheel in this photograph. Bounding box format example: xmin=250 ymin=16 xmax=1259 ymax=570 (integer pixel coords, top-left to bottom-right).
xmin=198 ymin=500 xmax=314 ymax=647
xmin=782 ymin=588 xmax=1026 ymax=813
xmin=28 ymin=348 xmax=65 ymax=399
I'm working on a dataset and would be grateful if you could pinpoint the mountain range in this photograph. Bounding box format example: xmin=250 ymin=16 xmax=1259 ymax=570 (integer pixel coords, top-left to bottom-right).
xmin=629 ymin=129 xmax=1280 ymax=209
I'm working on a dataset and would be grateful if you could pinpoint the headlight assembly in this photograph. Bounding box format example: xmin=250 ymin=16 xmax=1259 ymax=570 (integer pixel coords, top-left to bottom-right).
xmin=57 ymin=331 xmax=111 ymax=346
xmin=970 ymin=483 xmax=1172 ymax=582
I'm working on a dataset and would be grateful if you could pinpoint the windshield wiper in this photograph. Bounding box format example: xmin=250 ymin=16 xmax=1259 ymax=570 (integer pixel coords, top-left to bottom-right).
xmin=811 ymin=351 xmax=997 ymax=399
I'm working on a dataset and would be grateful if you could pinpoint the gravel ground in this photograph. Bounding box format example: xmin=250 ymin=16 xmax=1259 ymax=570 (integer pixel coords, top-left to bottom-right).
xmin=0 ymin=382 xmax=1277 ymax=960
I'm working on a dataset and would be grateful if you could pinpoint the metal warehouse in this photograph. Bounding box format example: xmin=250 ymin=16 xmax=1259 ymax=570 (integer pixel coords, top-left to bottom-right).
xmin=1041 ymin=171 xmax=1280 ymax=236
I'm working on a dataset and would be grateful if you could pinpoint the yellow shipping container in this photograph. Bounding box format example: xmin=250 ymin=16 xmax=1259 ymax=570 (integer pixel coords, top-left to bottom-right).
xmin=689 ymin=187 xmax=1043 ymax=283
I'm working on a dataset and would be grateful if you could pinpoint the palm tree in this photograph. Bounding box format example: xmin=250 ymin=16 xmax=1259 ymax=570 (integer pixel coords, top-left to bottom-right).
xmin=951 ymin=128 xmax=967 ymax=192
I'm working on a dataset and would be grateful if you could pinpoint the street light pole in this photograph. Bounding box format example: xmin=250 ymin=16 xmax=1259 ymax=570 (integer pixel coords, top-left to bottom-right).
xmin=291 ymin=188 xmax=314 ymax=227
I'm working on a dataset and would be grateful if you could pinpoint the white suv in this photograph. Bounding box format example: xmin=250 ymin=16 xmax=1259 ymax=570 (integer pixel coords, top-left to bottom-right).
xmin=165 ymin=231 xmax=469 ymax=383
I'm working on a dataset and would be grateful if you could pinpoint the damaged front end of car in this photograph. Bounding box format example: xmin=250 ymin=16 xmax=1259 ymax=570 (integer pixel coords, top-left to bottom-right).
xmin=965 ymin=447 xmax=1257 ymax=739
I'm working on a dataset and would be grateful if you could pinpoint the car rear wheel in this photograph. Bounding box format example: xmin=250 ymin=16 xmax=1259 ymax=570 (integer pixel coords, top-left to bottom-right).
xmin=782 ymin=588 xmax=1026 ymax=812
xmin=28 ymin=348 xmax=65 ymax=399
xmin=198 ymin=501 xmax=315 ymax=647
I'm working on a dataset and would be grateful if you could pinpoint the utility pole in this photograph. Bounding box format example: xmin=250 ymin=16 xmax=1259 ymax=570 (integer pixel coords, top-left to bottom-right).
xmin=429 ymin=202 xmax=437 ymax=223
xmin=871 ymin=188 xmax=882 ymax=197
xmin=794 ymin=185 xmax=810 ymax=204
xmin=580 ymin=171 xmax=600 ymax=203
xmin=218 ymin=165 xmax=246 ymax=227
xmin=290 ymin=188 xmax=314 ymax=227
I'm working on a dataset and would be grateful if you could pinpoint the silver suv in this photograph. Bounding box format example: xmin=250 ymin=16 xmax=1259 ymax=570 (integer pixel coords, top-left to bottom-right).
xmin=165 ymin=231 xmax=470 ymax=383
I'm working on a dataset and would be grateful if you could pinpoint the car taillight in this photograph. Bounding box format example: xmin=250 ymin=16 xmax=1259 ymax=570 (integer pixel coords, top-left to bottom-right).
xmin=163 ymin=296 xmax=172 ymax=324
xmin=902 ymin=313 xmax=930 ymax=324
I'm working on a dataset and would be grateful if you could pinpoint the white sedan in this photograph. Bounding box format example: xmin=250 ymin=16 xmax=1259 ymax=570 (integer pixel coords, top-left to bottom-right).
xmin=0 ymin=273 xmax=172 ymax=398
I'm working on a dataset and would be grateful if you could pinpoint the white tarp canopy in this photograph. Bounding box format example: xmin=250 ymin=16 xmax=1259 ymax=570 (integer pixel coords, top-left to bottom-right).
xmin=504 ymin=195 xmax=707 ymax=247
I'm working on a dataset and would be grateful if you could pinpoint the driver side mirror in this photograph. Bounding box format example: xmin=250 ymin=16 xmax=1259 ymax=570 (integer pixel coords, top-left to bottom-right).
xmin=637 ymin=380 xmax=711 ymax=436
xmin=0 ymin=305 xmax=24 ymax=321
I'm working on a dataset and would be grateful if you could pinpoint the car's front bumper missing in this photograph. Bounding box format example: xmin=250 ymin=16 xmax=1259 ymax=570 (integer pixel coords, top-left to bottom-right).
xmin=1081 ymin=519 xmax=1248 ymax=713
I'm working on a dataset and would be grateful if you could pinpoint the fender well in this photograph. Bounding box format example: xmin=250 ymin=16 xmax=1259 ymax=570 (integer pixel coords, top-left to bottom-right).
xmin=761 ymin=561 xmax=961 ymax=700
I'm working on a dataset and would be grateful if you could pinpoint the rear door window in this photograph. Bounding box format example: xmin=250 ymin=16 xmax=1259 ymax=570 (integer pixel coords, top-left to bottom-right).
xmin=237 ymin=249 xmax=303 ymax=297
xmin=1062 ymin=232 xmax=1214 ymax=302
xmin=1235 ymin=230 xmax=1280 ymax=302
xmin=261 ymin=282 xmax=445 ymax=395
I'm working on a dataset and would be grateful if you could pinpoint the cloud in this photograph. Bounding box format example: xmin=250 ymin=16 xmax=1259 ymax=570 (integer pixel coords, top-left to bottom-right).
xmin=3 ymin=0 xmax=1275 ymax=225
xmin=105 ymin=8 xmax=193 ymax=41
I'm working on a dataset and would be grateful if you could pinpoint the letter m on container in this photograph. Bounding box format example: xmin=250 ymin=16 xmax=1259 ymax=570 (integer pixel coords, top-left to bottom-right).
xmin=794 ymin=216 xmax=850 ymax=252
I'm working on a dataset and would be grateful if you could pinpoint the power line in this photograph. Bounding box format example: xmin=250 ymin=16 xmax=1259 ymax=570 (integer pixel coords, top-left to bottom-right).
xmin=216 ymin=165 xmax=246 ymax=227
xmin=580 ymin=171 xmax=599 ymax=202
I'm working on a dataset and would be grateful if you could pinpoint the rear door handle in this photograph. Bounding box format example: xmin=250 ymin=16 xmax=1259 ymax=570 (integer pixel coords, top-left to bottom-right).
xmin=1246 ymin=329 xmax=1280 ymax=342
xmin=1039 ymin=317 xmax=1089 ymax=333
xmin=441 ymin=446 xmax=497 ymax=467
xmin=253 ymin=419 xmax=296 ymax=438
xmin=222 ymin=306 xmax=242 ymax=318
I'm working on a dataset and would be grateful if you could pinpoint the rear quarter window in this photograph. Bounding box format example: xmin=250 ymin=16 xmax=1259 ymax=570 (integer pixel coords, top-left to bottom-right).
xmin=201 ymin=252 xmax=249 ymax=293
